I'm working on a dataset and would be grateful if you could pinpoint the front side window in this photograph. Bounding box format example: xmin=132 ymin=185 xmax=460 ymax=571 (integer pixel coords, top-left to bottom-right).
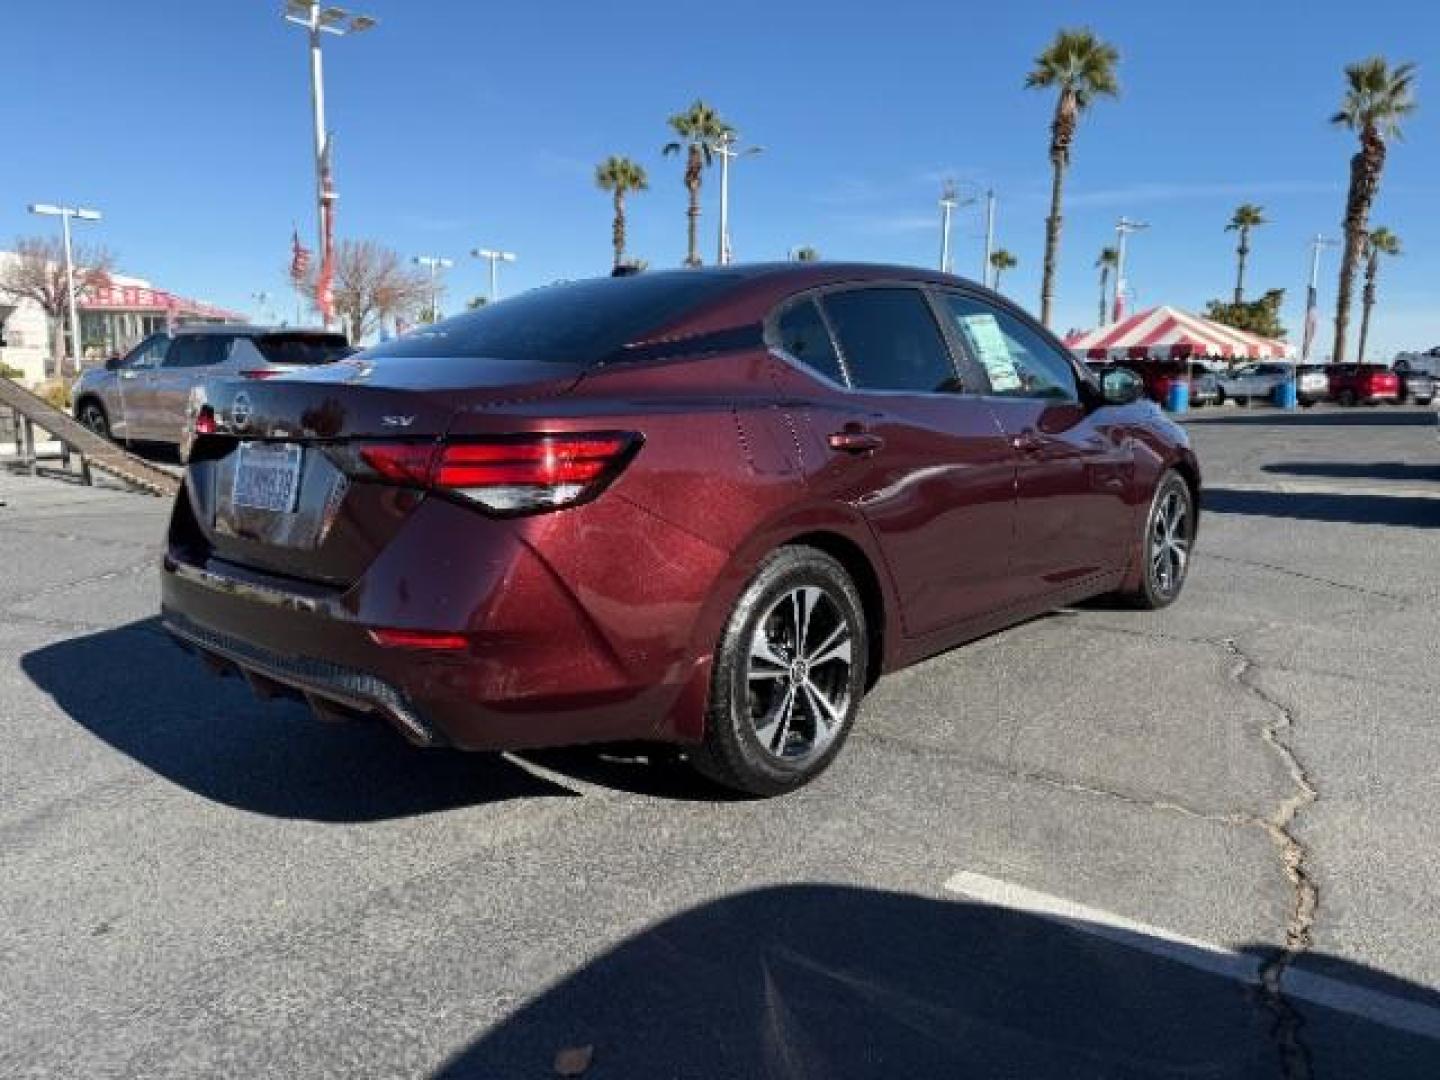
xmin=820 ymin=288 xmax=957 ymax=393
xmin=124 ymin=335 xmax=169 ymax=369
xmin=775 ymin=299 xmax=845 ymax=384
xmin=939 ymin=294 xmax=1077 ymax=400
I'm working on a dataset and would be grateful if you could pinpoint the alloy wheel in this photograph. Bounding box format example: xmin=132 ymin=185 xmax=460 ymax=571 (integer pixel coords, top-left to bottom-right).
xmin=744 ymin=586 xmax=853 ymax=764
xmin=81 ymin=404 xmax=108 ymax=438
xmin=1150 ymin=485 xmax=1191 ymax=598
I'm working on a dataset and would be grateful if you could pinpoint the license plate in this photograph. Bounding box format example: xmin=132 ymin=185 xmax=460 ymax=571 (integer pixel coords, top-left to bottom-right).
xmin=232 ymin=442 xmax=303 ymax=513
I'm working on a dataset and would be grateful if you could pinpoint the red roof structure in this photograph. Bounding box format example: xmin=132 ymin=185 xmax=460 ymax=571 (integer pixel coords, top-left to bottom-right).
xmin=1065 ymin=305 xmax=1291 ymax=362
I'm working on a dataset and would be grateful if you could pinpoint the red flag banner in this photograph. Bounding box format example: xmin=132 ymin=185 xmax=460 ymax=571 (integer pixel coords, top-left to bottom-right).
xmin=290 ymin=229 xmax=311 ymax=285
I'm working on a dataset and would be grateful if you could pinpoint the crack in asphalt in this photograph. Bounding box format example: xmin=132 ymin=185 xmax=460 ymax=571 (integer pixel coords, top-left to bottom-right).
xmin=1220 ymin=638 xmax=1319 ymax=1080
xmin=1204 ymin=552 xmax=1411 ymax=604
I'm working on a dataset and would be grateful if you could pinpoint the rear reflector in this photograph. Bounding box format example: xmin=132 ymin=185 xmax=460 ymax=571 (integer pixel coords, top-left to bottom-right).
xmin=368 ymin=627 xmax=471 ymax=650
xmin=193 ymin=406 xmax=217 ymax=435
xmin=356 ymin=433 xmax=639 ymax=515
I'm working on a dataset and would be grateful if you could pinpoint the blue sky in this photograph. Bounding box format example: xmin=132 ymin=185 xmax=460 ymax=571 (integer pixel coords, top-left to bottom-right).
xmin=3 ymin=0 xmax=1436 ymax=356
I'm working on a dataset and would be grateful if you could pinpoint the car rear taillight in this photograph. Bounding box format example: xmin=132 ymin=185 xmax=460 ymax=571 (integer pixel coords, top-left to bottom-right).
xmin=356 ymin=433 xmax=639 ymax=514
xmin=368 ymin=627 xmax=471 ymax=650
xmin=239 ymin=369 xmax=285 ymax=380
xmin=193 ymin=405 xmax=217 ymax=435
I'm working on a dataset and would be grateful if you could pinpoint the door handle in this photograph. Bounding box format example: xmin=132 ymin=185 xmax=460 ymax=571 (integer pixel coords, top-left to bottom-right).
xmin=828 ymin=429 xmax=885 ymax=455
xmin=1010 ymin=431 xmax=1044 ymax=454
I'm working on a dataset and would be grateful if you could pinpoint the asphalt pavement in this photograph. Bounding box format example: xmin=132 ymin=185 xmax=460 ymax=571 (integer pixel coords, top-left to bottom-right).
xmin=2 ymin=402 xmax=1439 ymax=1078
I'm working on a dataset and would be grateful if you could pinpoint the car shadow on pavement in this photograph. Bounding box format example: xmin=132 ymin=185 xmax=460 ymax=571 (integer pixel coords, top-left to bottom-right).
xmin=1186 ymin=409 xmax=1434 ymax=427
xmin=21 ymin=618 xmax=578 ymax=821
xmin=1204 ymin=488 xmax=1440 ymax=529
xmin=432 ymin=883 xmax=1440 ymax=1079
xmin=1264 ymin=461 xmax=1440 ymax=484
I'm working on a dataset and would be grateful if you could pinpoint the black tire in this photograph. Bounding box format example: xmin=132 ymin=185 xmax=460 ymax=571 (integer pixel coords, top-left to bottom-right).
xmin=1339 ymin=389 xmax=1357 ymax=407
xmin=1120 ymin=470 xmax=1195 ymax=611
xmin=690 ymin=546 xmax=868 ymax=796
xmin=1300 ymin=400 xmax=1315 ymax=409
xmin=1214 ymin=388 xmax=1227 ymax=406
xmin=77 ymin=398 xmax=110 ymax=440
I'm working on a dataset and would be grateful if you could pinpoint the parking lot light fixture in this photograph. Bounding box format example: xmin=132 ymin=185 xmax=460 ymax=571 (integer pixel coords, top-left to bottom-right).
xmin=471 ymin=248 xmax=517 ymax=302
xmin=1112 ymin=217 xmax=1149 ymax=322
xmin=27 ymin=201 xmax=103 ymax=368
xmin=412 ymin=255 xmax=454 ymax=321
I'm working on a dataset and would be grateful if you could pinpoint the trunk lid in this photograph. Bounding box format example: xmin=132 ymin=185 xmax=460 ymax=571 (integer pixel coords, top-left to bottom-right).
xmin=181 ymin=356 xmax=584 ymax=585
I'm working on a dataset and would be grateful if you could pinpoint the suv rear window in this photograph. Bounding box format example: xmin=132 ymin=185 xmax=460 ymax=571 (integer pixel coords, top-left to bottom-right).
xmin=362 ymin=272 xmax=747 ymax=366
xmin=252 ymin=333 xmax=351 ymax=366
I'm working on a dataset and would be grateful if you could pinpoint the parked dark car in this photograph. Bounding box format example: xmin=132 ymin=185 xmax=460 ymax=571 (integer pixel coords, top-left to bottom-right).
xmin=161 ymin=264 xmax=1199 ymax=795
xmin=1328 ymin=363 xmax=1400 ymax=406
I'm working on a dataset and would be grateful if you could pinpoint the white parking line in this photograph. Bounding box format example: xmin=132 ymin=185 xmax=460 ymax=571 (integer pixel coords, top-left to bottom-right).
xmin=943 ymin=870 xmax=1440 ymax=1042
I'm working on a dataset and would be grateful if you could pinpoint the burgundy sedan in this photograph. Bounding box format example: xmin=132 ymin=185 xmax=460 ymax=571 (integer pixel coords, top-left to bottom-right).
xmin=162 ymin=264 xmax=1199 ymax=795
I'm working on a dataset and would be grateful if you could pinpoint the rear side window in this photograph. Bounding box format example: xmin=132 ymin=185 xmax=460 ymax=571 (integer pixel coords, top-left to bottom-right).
xmin=821 ymin=288 xmax=957 ymax=393
xmin=164 ymin=336 xmax=233 ymax=368
xmin=361 ymin=272 xmax=747 ymax=366
xmin=776 ymin=299 xmax=845 ymax=384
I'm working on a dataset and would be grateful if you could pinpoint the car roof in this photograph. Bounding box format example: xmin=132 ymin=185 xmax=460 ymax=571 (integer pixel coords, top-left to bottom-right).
xmin=169 ymin=324 xmax=340 ymax=337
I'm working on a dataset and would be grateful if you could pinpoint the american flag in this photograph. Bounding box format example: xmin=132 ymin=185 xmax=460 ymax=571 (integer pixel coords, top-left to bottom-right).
xmin=290 ymin=229 xmax=311 ymax=284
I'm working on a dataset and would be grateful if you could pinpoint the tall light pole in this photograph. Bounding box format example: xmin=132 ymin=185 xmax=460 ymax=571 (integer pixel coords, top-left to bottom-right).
xmin=713 ymin=133 xmax=763 ymax=265
xmin=282 ymin=1 xmax=375 ymax=329
xmin=982 ymin=189 xmax=997 ymax=287
xmin=937 ymin=180 xmax=977 ymax=275
xmin=1112 ymin=217 xmax=1149 ymax=322
xmin=28 ymin=202 xmax=101 ymax=369
xmin=472 ymin=249 xmax=516 ymax=302
xmin=1302 ymin=234 xmax=1340 ymax=363
xmin=412 ymin=255 xmax=453 ymax=321
xmin=251 ymin=291 xmax=275 ymax=324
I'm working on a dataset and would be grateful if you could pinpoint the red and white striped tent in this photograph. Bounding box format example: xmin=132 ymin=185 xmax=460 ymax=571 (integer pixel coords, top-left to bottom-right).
xmin=1064 ymin=306 xmax=1292 ymax=362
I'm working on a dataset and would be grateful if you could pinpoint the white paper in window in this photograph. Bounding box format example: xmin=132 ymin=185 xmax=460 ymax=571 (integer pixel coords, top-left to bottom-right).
xmin=958 ymin=312 xmax=1022 ymax=391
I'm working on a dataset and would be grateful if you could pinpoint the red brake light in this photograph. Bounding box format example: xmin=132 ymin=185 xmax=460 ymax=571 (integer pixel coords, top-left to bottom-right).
xmin=356 ymin=433 xmax=638 ymax=514
xmin=239 ymin=369 xmax=284 ymax=379
xmin=193 ymin=405 xmax=217 ymax=435
xmin=368 ymin=627 xmax=470 ymax=650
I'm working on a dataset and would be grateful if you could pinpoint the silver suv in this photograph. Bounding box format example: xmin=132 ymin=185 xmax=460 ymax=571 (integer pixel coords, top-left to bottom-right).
xmin=71 ymin=326 xmax=350 ymax=447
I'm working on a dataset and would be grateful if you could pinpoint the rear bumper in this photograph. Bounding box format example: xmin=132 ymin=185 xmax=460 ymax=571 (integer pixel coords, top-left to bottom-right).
xmin=160 ymin=489 xmax=730 ymax=752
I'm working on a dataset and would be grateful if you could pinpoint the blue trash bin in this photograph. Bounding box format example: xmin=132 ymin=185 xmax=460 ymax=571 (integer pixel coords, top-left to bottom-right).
xmin=1164 ymin=379 xmax=1191 ymax=414
xmin=1273 ymin=379 xmax=1298 ymax=409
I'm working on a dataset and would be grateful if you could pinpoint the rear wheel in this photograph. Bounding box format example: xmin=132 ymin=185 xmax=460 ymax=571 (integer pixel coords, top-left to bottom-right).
xmin=1121 ymin=471 xmax=1195 ymax=611
xmin=78 ymin=399 xmax=110 ymax=440
xmin=1339 ymin=389 xmax=1357 ymax=407
xmin=1214 ymin=388 xmax=1227 ymax=406
xmin=691 ymin=547 xmax=868 ymax=796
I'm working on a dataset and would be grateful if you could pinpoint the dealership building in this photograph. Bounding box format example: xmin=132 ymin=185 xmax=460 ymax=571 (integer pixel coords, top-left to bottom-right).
xmin=0 ymin=252 xmax=244 ymax=387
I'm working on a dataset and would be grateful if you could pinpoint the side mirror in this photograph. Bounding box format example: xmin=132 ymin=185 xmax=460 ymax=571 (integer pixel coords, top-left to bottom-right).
xmin=1099 ymin=367 xmax=1145 ymax=406
xmin=104 ymin=355 xmax=122 ymax=371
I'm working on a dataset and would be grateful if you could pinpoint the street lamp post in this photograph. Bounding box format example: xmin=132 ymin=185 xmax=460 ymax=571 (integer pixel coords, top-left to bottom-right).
xmin=712 ymin=133 xmax=762 ymax=265
xmin=283 ymin=1 xmax=375 ymax=330
xmin=1302 ymin=234 xmax=1340 ymax=363
xmin=412 ymin=255 xmax=453 ymax=321
xmin=982 ymin=189 xmax=997 ymax=286
xmin=937 ymin=180 xmax=977 ymax=275
xmin=1112 ymin=217 xmax=1149 ymax=323
xmin=28 ymin=202 xmax=102 ymax=370
xmin=472 ymin=249 xmax=516 ymax=302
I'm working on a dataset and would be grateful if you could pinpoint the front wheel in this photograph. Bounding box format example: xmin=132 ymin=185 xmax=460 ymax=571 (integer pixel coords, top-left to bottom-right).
xmin=78 ymin=400 xmax=110 ymax=440
xmin=1120 ymin=471 xmax=1195 ymax=610
xmin=1339 ymin=389 xmax=1357 ymax=407
xmin=691 ymin=547 xmax=868 ymax=796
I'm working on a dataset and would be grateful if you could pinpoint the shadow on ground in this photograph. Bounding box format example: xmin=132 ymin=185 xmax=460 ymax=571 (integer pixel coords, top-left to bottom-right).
xmin=434 ymin=884 xmax=1440 ymax=1079
xmin=22 ymin=617 xmax=579 ymax=821
xmin=1186 ymin=408 xmax=1434 ymax=428
xmin=1264 ymin=461 xmax=1440 ymax=484
xmin=1204 ymin=487 xmax=1440 ymax=528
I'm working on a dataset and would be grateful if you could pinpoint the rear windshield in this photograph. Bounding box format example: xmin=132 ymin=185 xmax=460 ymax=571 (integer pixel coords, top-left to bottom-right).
xmin=253 ymin=333 xmax=351 ymax=366
xmin=361 ymin=272 xmax=747 ymax=366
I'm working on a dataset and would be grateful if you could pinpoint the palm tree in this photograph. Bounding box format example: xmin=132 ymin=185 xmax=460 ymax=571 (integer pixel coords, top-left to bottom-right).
xmin=989 ymin=249 xmax=1018 ymax=291
xmin=663 ymin=100 xmax=733 ymax=267
xmin=792 ymin=245 xmax=820 ymax=262
xmin=1225 ymin=203 xmax=1267 ymax=304
xmin=595 ymin=155 xmax=649 ymax=271
xmin=1094 ymin=246 xmax=1118 ymax=326
xmin=1025 ymin=28 xmax=1120 ymax=327
xmin=1330 ymin=57 xmax=1417 ymax=362
xmin=1357 ymin=226 xmax=1401 ymax=363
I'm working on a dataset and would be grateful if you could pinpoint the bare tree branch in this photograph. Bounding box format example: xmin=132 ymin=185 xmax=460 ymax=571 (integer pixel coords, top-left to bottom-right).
xmin=293 ymin=239 xmax=430 ymax=341
xmin=1 ymin=236 xmax=115 ymax=366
